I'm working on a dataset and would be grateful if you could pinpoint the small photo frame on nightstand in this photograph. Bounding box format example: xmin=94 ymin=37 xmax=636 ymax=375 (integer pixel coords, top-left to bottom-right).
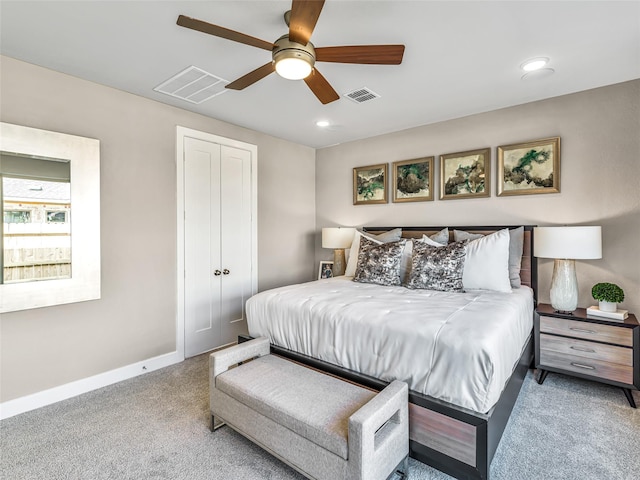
xmin=318 ymin=261 xmax=333 ymax=280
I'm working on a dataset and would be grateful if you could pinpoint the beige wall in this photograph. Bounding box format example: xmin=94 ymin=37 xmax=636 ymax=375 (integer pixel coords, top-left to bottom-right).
xmin=0 ymin=56 xmax=316 ymax=402
xmin=316 ymin=80 xmax=640 ymax=316
xmin=2 ymin=54 xmax=638 ymax=405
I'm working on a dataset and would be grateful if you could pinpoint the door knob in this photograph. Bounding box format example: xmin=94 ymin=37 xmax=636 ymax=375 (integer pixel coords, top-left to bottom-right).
xmin=214 ymin=269 xmax=222 ymax=276
xmin=223 ymin=269 xmax=230 ymax=275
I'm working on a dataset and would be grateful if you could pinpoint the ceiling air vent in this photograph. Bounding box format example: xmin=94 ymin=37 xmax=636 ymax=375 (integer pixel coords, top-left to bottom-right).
xmin=154 ymin=66 xmax=228 ymax=104
xmin=344 ymin=87 xmax=380 ymax=104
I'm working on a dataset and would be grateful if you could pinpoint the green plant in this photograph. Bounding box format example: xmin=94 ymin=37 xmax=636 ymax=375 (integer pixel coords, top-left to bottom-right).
xmin=591 ymin=282 xmax=625 ymax=303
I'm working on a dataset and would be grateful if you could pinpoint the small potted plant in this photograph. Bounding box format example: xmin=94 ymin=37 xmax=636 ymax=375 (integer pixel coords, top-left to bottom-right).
xmin=591 ymin=282 xmax=625 ymax=312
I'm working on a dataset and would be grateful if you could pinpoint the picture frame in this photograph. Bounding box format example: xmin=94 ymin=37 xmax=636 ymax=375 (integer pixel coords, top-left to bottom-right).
xmin=318 ymin=261 xmax=334 ymax=280
xmin=497 ymin=137 xmax=560 ymax=196
xmin=440 ymin=148 xmax=490 ymax=200
xmin=353 ymin=163 xmax=388 ymax=205
xmin=392 ymin=157 xmax=434 ymax=203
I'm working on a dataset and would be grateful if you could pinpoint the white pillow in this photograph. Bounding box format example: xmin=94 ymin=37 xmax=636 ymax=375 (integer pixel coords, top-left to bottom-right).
xmin=345 ymin=228 xmax=402 ymax=277
xmin=454 ymin=227 xmax=524 ymax=288
xmin=428 ymin=227 xmax=449 ymax=245
xmin=421 ymin=234 xmax=446 ymax=247
xmin=462 ymin=228 xmax=512 ymax=293
xmin=399 ymin=239 xmax=413 ymax=284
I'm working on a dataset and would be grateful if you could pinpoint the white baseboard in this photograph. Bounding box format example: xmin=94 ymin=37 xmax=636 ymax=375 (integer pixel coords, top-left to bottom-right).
xmin=0 ymin=350 xmax=184 ymax=420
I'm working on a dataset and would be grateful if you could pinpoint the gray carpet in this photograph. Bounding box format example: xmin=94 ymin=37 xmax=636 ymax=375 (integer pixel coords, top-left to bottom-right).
xmin=1 ymin=353 xmax=638 ymax=480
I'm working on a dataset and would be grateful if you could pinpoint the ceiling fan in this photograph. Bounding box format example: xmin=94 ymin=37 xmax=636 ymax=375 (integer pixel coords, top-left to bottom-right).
xmin=177 ymin=0 xmax=405 ymax=104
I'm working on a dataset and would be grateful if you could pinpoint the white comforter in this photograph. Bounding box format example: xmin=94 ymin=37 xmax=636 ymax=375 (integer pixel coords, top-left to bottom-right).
xmin=246 ymin=277 xmax=533 ymax=413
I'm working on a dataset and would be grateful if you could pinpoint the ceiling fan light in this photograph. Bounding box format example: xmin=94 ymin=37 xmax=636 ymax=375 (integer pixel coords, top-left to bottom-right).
xmin=275 ymin=56 xmax=313 ymax=80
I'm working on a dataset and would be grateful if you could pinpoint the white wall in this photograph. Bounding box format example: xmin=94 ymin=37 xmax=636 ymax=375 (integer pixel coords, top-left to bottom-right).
xmin=316 ymin=80 xmax=640 ymax=316
xmin=0 ymin=56 xmax=316 ymax=403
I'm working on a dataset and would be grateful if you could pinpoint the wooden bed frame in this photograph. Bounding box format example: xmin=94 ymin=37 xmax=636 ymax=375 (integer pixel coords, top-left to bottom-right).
xmin=241 ymin=225 xmax=537 ymax=480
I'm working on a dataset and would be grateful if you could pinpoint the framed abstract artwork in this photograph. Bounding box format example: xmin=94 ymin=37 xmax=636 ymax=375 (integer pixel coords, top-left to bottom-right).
xmin=392 ymin=157 xmax=434 ymax=203
xmin=440 ymin=148 xmax=490 ymax=200
xmin=353 ymin=163 xmax=388 ymax=205
xmin=497 ymin=137 xmax=560 ymax=196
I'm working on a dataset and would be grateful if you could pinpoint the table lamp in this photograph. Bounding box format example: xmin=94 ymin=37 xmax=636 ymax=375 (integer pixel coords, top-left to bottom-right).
xmin=534 ymin=226 xmax=602 ymax=313
xmin=322 ymin=227 xmax=355 ymax=277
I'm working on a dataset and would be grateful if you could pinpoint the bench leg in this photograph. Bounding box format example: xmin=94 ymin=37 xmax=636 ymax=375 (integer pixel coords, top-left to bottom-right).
xmin=388 ymin=455 xmax=409 ymax=480
xmin=210 ymin=414 xmax=226 ymax=432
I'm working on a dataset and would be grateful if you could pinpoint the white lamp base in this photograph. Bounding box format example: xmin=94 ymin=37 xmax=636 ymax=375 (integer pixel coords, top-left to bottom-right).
xmin=550 ymin=259 xmax=578 ymax=314
xmin=333 ymin=249 xmax=346 ymax=276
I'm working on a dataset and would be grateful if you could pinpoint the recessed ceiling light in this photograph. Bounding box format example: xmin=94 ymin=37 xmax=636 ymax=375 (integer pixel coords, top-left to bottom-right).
xmin=316 ymin=120 xmax=330 ymax=128
xmin=520 ymin=57 xmax=549 ymax=72
xmin=521 ymin=68 xmax=555 ymax=81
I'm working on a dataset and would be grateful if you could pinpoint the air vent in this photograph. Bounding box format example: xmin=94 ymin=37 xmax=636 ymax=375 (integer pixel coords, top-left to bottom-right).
xmin=154 ymin=66 xmax=229 ymax=104
xmin=344 ymin=87 xmax=380 ymax=104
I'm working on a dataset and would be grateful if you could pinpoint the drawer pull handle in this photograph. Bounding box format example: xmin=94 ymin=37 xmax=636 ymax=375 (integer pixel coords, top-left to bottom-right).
xmin=569 ymin=327 xmax=596 ymax=334
xmin=571 ymin=362 xmax=595 ymax=370
xmin=570 ymin=345 xmax=596 ymax=353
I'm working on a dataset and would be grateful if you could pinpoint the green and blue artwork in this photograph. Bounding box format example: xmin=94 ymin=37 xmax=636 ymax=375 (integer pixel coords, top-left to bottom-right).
xmin=392 ymin=157 xmax=433 ymax=202
xmin=354 ymin=164 xmax=387 ymax=204
xmin=500 ymin=137 xmax=560 ymax=195
xmin=397 ymin=162 xmax=429 ymax=196
xmin=440 ymin=148 xmax=490 ymax=200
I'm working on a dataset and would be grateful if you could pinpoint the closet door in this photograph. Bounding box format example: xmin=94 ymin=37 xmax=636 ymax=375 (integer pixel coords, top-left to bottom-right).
xmin=184 ymin=137 xmax=222 ymax=357
xmin=183 ymin=138 xmax=253 ymax=357
xmin=219 ymin=145 xmax=253 ymax=345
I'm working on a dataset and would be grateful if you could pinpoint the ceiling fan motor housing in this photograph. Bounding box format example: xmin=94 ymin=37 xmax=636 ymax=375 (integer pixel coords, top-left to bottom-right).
xmin=272 ymin=35 xmax=316 ymax=67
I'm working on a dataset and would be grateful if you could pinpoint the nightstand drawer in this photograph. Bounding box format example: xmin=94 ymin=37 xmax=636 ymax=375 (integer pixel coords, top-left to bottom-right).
xmin=539 ymin=349 xmax=633 ymax=384
xmin=540 ymin=333 xmax=632 ymax=366
xmin=540 ymin=316 xmax=633 ymax=347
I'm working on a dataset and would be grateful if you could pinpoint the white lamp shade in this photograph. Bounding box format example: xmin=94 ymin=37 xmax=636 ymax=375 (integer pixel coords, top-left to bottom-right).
xmin=322 ymin=227 xmax=355 ymax=249
xmin=534 ymin=226 xmax=602 ymax=260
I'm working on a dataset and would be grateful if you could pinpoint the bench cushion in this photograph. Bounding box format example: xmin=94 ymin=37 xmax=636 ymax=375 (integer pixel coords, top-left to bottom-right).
xmin=216 ymin=354 xmax=376 ymax=460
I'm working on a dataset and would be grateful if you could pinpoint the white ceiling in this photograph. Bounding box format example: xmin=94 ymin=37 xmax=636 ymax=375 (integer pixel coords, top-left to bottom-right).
xmin=1 ymin=1 xmax=639 ymax=148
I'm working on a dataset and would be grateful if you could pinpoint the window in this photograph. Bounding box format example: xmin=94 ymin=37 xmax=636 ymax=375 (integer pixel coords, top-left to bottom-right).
xmin=2 ymin=174 xmax=71 ymax=284
xmin=46 ymin=211 xmax=67 ymax=223
xmin=4 ymin=210 xmax=31 ymax=224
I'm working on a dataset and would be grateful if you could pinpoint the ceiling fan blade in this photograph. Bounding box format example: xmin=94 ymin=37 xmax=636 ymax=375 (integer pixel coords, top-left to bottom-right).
xmin=177 ymin=15 xmax=274 ymax=51
xmin=304 ymin=68 xmax=339 ymax=104
xmin=226 ymin=63 xmax=276 ymax=90
xmin=315 ymin=45 xmax=405 ymax=64
xmin=288 ymin=0 xmax=325 ymax=45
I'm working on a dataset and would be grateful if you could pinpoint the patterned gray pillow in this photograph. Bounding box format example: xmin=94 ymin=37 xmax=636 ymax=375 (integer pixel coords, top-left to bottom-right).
xmin=354 ymin=237 xmax=407 ymax=286
xmin=406 ymin=240 xmax=468 ymax=292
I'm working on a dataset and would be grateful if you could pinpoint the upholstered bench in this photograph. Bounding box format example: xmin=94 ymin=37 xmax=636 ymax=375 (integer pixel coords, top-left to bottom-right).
xmin=210 ymin=337 xmax=409 ymax=480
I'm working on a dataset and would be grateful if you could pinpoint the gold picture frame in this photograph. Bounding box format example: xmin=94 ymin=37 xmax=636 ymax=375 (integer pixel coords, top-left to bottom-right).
xmin=353 ymin=163 xmax=388 ymax=205
xmin=497 ymin=137 xmax=560 ymax=196
xmin=439 ymin=148 xmax=490 ymax=200
xmin=392 ymin=157 xmax=434 ymax=203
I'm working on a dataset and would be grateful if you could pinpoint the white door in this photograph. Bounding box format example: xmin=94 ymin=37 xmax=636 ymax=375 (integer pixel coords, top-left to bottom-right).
xmin=219 ymin=145 xmax=253 ymax=345
xmin=183 ymin=137 xmax=253 ymax=357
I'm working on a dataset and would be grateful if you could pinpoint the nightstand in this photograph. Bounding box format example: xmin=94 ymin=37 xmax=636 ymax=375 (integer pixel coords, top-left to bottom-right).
xmin=535 ymin=303 xmax=639 ymax=408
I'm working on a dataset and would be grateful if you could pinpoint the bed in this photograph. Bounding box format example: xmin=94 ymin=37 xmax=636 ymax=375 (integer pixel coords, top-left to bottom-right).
xmin=243 ymin=225 xmax=537 ymax=480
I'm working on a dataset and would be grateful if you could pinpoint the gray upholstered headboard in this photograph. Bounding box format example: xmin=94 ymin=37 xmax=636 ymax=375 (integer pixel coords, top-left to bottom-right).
xmin=362 ymin=225 xmax=537 ymax=301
